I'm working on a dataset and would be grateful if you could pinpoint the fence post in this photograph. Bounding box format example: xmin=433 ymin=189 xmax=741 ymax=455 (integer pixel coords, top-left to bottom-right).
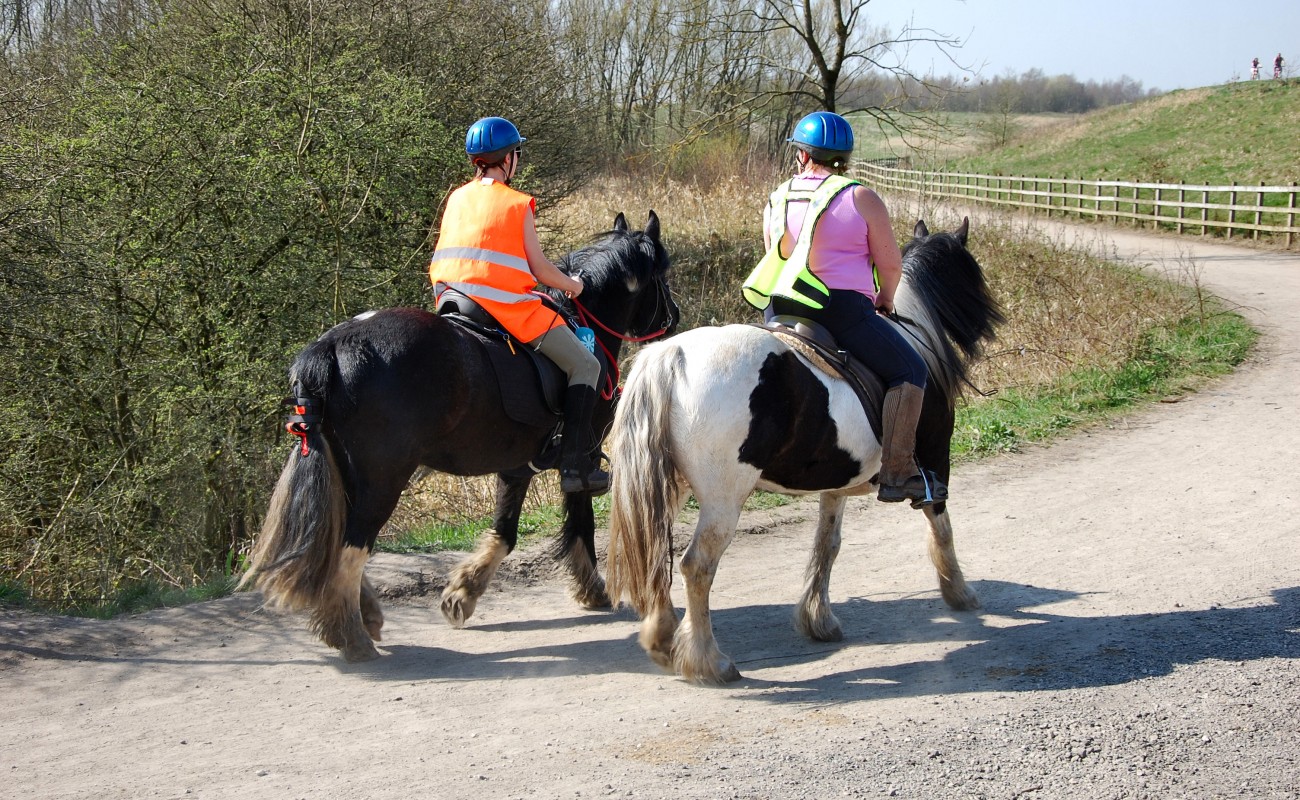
xmin=1228 ymin=181 xmax=1237 ymax=240
xmin=1201 ymin=183 xmax=1209 ymax=237
xmin=1177 ymin=182 xmax=1186 ymax=234
xmin=1254 ymin=180 xmax=1263 ymax=241
xmin=1153 ymin=186 xmax=1161 ymax=230
xmin=1288 ymin=182 xmax=1297 ymax=249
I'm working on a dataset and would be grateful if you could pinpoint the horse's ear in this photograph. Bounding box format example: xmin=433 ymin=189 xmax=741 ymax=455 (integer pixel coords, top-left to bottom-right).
xmin=645 ymin=210 xmax=660 ymax=243
xmin=956 ymin=216 xmax=970 ymax=245
xmin=613 ymin=212 xmax=628 ymax=232
xmin=913 ymin=219 xmax=930 ymax=239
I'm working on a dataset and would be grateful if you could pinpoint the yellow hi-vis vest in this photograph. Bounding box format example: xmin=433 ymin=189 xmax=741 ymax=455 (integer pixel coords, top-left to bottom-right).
xmin=742 ymin=174 xmax=862 ymax=311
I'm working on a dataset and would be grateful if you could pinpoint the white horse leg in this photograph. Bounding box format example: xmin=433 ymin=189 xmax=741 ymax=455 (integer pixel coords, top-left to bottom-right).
xmin=795 ymin=493 xmax=847 ymax=642
xmin=925 ymin=505 xmax=980 ymax=610
xmin=359 ymin=573 xmax=384 ymax=641
xmin=440 ymin=530 xmax=509 ymax=627
xmin=310 ymin=544 xmax=380 ymax=662
xmin=674 ymin=503 xmax=743 ymax=684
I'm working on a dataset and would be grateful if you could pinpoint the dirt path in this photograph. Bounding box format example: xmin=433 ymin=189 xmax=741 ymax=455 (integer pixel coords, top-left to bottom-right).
xmin=4 ymin=215 xmax=1299 ymax=800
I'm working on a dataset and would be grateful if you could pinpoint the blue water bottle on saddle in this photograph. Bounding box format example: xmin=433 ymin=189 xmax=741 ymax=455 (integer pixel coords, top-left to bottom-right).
xmin=575 ymin=326 xmax=596 ymax=354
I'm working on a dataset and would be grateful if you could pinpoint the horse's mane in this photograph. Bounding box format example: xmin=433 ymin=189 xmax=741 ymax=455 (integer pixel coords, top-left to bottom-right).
xmin=895 ymin=228 xmax=1004 ymax=400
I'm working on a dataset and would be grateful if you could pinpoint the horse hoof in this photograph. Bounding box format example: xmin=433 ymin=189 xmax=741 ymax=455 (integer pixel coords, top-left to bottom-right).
xmin=688 ymin=661 xmax=742 ymax=685
xmin=362 ymin=609 xmax=385 ymax=641
xmin=574 ymin=585 xmax=613 ymax=610
xmin=440 ymin=589 xmax=477 ymax=628
xmin=341 ymin=640 xmax=381 ymax=662
xmin=813 ymin=625 xmax=843 ymax=643
xmin=942 ymin=586 xmax=981 ymax=611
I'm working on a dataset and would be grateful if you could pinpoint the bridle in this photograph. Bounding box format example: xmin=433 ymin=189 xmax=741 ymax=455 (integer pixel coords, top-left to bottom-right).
xmin=571 ymin=274 xmax=675 ymax=401
xmin=573 ymin=273 xmax=675 ymax=343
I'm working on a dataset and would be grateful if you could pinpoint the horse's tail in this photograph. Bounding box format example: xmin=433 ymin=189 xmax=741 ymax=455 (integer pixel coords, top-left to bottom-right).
xmin=606 ymin=341 xmax=686 ymax=617
xmin=240 ymin=338 xmax=347 ymax=612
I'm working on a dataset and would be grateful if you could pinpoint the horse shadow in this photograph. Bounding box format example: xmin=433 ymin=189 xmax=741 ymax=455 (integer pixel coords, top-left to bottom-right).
xmin=335 ymin=609 xmax=656 ymax=683
xmin=720 ymin=581 xmax=1300 ymax=702
xmin=335 ymin=582 xmax=1300 ymax=695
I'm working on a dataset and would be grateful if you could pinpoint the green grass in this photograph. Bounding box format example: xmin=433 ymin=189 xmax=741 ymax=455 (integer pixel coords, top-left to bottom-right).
xmin=1 ymin=574 xmax=239 ymax=619
xmin=380 ymin=489 xmax=792 ymax=553
xmin=378 ymin=505 xmax=569 ymax=554
xmin=947 ymin=81 xmax=1300 ymax=186
xmin=954 ymin=305 xmax=1257 ymax=458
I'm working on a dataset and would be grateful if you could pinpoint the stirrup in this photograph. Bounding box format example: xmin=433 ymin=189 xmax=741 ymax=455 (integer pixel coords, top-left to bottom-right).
xmin=560 ymin=465 xmax=610 ymax=495
xmin=878 ymin=469 xmax=948 ymax=508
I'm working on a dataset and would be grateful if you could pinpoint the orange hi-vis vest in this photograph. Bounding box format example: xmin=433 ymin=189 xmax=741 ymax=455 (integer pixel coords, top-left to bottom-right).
xmin=429 ymin=179 xmax=564 ymax=343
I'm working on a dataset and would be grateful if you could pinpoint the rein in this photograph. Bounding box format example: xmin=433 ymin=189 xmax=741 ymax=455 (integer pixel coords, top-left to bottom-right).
xmin=570 ymin=278 xmax=675 ymax=401
xmin=886 ymin=311 xmax=998 ymax=399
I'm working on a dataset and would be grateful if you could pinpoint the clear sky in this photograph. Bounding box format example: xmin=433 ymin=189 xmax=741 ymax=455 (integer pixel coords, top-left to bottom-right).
xmin=869 ymin=0 xmax=1299 ymax=92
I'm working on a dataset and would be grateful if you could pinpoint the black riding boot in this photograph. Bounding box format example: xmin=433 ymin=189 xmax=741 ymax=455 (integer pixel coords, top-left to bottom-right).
xmin=877 ymin=383 xmax=948 ymax=507
xmin=559 ymin=385 xmax=610 ymax=495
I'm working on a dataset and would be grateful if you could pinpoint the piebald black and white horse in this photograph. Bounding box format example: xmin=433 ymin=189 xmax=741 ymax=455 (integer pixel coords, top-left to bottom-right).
xmin=605 ymin=218 xmax=1002 ymax=684
xmin=242 ymin=212 xmax=676 ymax=661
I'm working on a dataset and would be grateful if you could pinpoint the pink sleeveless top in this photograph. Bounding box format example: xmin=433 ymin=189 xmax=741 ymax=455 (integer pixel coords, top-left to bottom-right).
xmin=779 ymin=175 xmax=876 ymax=301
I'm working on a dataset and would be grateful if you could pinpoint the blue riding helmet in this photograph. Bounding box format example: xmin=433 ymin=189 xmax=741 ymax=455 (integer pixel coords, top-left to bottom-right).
xmin=788 ymin=111 xmax=854 ymax=156
xmin=465 ymin=117 xmax=526 ymax=156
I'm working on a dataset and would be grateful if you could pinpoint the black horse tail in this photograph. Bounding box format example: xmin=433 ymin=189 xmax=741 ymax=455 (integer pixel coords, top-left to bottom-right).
xmin=240 ymin=338 xmax=347 ymax=614
xmin=606 ymin=341 xmax=686 ymax=617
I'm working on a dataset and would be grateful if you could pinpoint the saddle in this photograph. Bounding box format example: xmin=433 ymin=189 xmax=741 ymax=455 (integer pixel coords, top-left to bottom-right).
xmin=435 ymin=290 xmax=575 ymax=429
xmin=752 ymin=315 xmax=886 ymax=439
xmin=436 ymin=291 xmax=569 ymax=431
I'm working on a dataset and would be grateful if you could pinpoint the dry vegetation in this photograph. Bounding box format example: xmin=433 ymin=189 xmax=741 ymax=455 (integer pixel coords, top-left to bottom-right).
xmin=381 ymin=171 xmax=1209 ymax=542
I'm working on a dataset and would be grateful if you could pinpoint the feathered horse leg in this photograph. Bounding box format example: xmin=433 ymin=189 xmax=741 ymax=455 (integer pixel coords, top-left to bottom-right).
xmin=795 ymin=492 xmax=847 ymax=642
xmin=924 ymin=504 xmax=980 ymax=610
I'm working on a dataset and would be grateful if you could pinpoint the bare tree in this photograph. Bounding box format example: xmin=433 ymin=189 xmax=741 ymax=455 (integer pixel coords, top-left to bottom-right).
xmin=737 ymin=0 xmax=965 ymax=117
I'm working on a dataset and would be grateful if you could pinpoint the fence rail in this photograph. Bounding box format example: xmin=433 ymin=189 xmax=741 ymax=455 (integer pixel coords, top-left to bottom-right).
xmin=854 ymin=162 xmax=1300 ymax=249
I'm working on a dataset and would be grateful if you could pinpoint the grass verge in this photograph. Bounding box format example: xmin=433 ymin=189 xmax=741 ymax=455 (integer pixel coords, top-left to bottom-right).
xmin=955 ymin=305 xmax=1257 ymax=458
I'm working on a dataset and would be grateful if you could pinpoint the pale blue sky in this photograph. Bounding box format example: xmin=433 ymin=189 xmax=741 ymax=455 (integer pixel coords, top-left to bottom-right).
xmin=869 ymin=0 xmax=1299 ymax=91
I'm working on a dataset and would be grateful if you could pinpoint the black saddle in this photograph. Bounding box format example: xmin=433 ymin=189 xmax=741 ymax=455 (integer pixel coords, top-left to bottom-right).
xmin=753 ymin=315 xmax=886 ymax=439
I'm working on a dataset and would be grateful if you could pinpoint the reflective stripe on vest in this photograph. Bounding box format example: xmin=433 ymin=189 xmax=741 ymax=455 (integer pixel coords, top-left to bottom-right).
xmin=742 ymin=174 xmax=861 ymax=311
xmin=429 ymin=246 xmax=532 ymax=276
xmin=433 ymin=280 xmax=538 ymax=306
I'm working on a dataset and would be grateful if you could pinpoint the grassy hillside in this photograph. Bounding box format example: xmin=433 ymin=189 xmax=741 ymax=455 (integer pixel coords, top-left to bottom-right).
xmin=945 ymin=80 xmax=1300 ymax=185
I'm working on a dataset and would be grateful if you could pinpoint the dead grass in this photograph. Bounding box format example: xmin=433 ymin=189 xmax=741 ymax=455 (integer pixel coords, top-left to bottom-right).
xmin=384 ymin=171 xmax=1200 ymax=538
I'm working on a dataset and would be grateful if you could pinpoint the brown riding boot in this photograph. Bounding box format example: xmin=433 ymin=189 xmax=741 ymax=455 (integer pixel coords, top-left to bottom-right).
xmin=559 ymin=385 xmax=610 ymax=495
xmin=877 ymin=383 xmax=947 ymax=507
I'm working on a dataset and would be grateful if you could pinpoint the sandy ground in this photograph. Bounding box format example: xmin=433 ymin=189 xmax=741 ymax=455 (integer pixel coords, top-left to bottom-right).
xmin=3 ymin=214 xmax=1299 ymax=800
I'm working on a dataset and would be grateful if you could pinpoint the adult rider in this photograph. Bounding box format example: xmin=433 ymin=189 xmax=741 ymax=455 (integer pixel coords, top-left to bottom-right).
xmin=743 ymin=111 xmax=946 ymax=507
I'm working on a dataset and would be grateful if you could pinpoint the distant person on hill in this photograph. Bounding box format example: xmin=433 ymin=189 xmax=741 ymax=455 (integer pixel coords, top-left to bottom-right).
xmin=1251 ymin=57 xmax=1260 ymax=79
xmin=1275 ymin=53 xmax=1284 ymax=79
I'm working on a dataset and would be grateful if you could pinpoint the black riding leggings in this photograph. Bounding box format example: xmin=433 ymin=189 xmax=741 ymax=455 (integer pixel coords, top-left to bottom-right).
xmin=768 ymin=289 xmax=926 ymax=389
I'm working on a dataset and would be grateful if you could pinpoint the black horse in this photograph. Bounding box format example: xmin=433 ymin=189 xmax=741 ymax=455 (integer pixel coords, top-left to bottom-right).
xmin=242 ymin=212 xmax=677 ymax=661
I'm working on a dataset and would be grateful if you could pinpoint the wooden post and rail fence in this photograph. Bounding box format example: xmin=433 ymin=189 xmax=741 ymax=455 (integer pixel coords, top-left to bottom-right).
xmin=853 ymin=161 xmax=1300 ymax=249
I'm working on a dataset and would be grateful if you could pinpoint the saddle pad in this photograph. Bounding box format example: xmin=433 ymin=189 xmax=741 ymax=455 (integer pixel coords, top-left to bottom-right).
xmin=755 ymin=322 xmax=885 ymax=438
xmin=444 ymin=314 xmax=566 ymax=428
